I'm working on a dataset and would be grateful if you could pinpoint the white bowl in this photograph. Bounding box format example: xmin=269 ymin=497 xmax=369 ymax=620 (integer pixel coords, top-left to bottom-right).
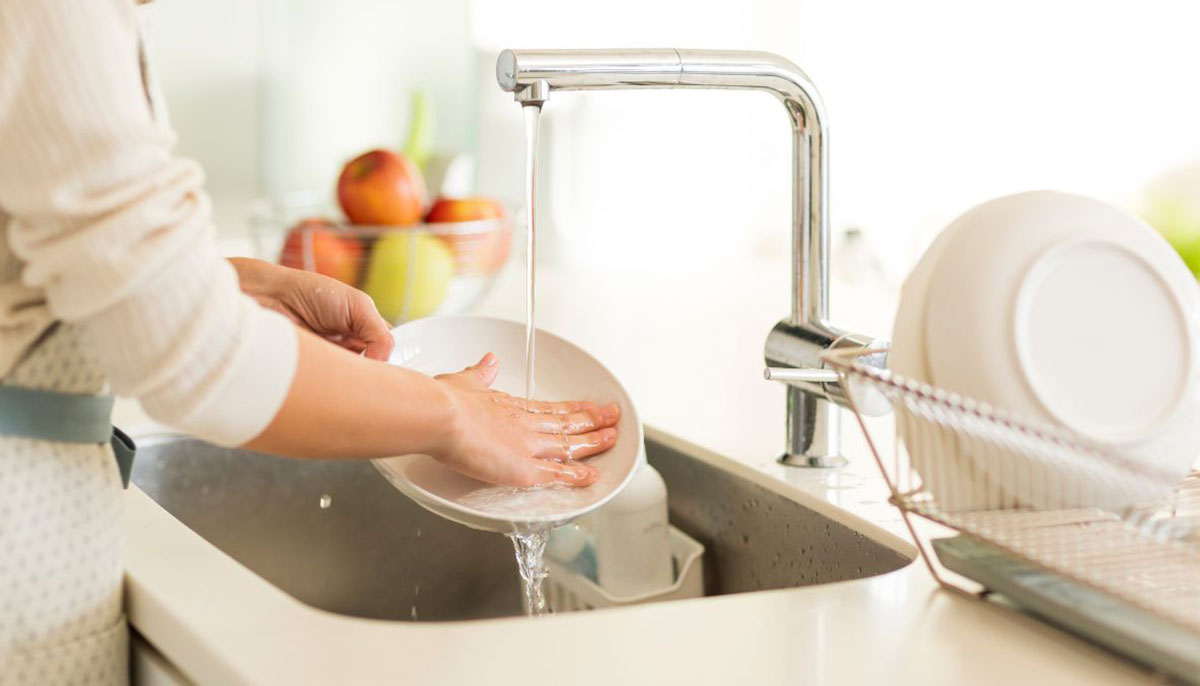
xmin=373 ymin=316 xmax=643 ymax=534
xmin=915 ymin=191 xmax=1200 ymax=509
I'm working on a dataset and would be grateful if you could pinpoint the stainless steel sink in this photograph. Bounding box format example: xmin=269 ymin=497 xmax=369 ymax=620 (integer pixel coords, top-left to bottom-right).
xmin=131 ymin=428 xmax=912 ymax=622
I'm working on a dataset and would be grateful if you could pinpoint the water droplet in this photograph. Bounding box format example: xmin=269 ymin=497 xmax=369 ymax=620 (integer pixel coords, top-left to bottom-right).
xmin=414 ymin=584 xmax=420 ymax=597
xmin=416 ymin=529 xmax=422 ymax=539
xmin=318 ymin=494 xmax=332 ymax=509
xmin=410 ymin=606 xmax=418 ymax=620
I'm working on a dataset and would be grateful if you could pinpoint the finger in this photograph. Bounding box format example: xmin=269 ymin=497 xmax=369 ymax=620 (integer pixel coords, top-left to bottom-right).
xmin=491 ymin=395 xmax=614 ymax=417
xmin=525 ymin=399 xmax=599 ymax=415
xmin=526 ymin=405 xmax=620 ymax=434
xmin=532 ymin=428 xmax=618 ymax=462
xmin=523 ymin=459 xmax=599 ymax=487
xmin=448 ymin=449 xmax=598 ymax=488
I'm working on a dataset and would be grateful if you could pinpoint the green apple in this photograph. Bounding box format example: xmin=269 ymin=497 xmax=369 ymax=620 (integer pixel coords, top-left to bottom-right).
xmin=1146 ymin=193 xmax=1200 ymax=278
xmin=363 ymin=231 xmax=454 ymax=321
xmin=1144 ymin=163 xmax=1200 ymax=279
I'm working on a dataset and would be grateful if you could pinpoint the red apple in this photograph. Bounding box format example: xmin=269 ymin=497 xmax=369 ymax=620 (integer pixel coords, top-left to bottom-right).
xmin=424 ymin=197 xmax=511 ymax=273
xmin=337 ymin=149 xmax=427 ymax=226
xmin=278 ymin=218 xmax=363 ymax=285
xmin=425 ymin=196 xmax=506 ymax=224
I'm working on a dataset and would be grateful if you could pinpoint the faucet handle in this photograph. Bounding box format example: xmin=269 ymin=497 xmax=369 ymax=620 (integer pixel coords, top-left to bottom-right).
xmin=762 ymin=360 xmax=892 ymax=418
xmin=763 ymin=367 xmax=840 ymax=384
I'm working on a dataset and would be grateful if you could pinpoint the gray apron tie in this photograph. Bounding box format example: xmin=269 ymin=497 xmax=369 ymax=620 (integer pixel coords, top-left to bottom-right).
xmin=0 ymin=384 xmax=135 ymax=488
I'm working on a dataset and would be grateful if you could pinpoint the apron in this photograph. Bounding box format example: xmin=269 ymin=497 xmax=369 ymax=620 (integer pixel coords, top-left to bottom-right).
xmin=0 ymin=6 xmax=161 ymax=683
xmin=0 ymin=323 xmax=128 ymax=685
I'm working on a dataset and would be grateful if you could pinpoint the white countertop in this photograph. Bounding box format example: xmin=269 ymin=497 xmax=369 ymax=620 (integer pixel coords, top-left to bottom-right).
xmin=121 ymin=255 xmax=1162 ymax=685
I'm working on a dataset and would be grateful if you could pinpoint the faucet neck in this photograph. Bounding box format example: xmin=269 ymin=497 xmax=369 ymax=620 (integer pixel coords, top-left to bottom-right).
xmin=497 ymin=48 xmax=830 ymax=326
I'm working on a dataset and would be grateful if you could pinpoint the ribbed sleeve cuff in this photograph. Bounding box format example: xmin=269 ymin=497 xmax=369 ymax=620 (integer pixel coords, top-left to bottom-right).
xmin=170 ymin=306 xmax=298 ymax=447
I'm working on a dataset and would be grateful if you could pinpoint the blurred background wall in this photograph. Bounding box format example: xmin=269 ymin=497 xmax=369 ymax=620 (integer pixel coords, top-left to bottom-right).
xmin=147 ymin=0 xmax=1200 ymax=280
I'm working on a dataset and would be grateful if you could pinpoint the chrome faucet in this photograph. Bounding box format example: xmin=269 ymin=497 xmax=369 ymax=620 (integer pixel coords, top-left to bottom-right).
xmin=496 ymin=49 xmax=887 ymax=467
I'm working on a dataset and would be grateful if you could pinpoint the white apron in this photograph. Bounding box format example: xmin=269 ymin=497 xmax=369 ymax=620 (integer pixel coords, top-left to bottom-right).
xmin=0 ymin=323 xmax=128 ymax=685
xmin=0 ymin=5 xmax=170 ymax=683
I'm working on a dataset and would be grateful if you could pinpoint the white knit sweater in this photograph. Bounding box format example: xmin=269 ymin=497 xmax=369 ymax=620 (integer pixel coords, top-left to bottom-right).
xmin=0 ymin=0 xmax=297 ymax=446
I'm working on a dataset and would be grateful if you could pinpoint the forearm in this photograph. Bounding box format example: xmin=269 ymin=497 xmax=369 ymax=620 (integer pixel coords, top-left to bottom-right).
xmin=0 ymin=0 xmax=304 ymax=446
xmin=243 ymin=326 xmax=457 ymax=459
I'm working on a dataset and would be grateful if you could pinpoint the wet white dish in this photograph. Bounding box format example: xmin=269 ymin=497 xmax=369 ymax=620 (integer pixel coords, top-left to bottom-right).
xmin=373 ymin=316 xmax=643 ymax=534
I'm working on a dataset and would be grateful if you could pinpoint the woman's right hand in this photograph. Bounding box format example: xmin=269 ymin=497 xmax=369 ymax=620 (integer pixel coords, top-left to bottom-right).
xmin=431 ymin=353 xmax=621 ymax=488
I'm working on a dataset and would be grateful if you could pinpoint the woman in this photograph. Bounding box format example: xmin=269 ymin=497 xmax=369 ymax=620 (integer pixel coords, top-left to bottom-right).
xmin=0 ymin=0 xmax=620 ymax=682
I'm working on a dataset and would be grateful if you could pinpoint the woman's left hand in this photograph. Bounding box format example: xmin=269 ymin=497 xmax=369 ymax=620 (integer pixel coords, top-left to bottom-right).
xmin=229 ymin=258 xmax=394 ymax=361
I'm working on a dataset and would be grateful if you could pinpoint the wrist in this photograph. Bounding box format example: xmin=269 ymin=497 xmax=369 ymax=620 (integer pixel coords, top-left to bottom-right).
xmin=424 ymin=376 xmax=464 ymax=459
xmin=229 ymin=257 xmax=291 ymax=302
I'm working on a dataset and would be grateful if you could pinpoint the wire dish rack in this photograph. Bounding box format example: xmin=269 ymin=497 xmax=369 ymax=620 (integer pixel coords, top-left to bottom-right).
xmin=823 ymin=348 xmax=1200 ymax=663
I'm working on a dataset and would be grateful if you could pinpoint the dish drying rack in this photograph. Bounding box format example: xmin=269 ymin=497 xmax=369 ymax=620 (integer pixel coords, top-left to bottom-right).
xmin=824 ymin=348 xmax=1200 ymax=679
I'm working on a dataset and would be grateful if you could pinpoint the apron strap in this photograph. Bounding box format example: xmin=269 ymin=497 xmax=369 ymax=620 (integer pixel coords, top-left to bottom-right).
xmin=111 ymin=426 xmax=136 ymax=488
xmin=0 ymin=384 xmax=114 ymax=442
xmin=0 ymin=385 xmax=136 ymax=488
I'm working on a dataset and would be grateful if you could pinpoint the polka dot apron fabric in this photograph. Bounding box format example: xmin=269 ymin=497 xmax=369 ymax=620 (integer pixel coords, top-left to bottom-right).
xmin=0 ymin=324 xmax=127 ymax=685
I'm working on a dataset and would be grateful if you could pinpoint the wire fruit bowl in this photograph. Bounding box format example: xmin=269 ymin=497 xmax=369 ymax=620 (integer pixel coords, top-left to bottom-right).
xmin=249 ymin=193 xmax=513 ymax=324
xmin=823 ymin=347 xmax=1200 ymax=670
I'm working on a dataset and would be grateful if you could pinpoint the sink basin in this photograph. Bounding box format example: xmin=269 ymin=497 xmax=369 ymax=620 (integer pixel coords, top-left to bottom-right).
xmin=131 ymin=427 xmax=912 ymax=622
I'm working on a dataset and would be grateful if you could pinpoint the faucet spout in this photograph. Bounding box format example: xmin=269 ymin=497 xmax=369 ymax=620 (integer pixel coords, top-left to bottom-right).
xmin=497 ymin=48 xmax=885 ymax=467
xmin=498 ymin=48 xmax=828 ymax=326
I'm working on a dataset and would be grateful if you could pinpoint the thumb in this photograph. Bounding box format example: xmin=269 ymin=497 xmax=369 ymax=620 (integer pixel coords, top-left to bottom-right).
xmin=362 ymin=336 xmax=394 ymax=362
xmin=350 ymin=293 xmax=395 ymax=361
xmin=456 ymin=352 xmax=500 ymax=388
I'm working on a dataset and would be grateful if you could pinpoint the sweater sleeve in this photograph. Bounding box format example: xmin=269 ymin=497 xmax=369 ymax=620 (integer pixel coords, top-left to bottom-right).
xmin=0 ymin=0 xmax=298 ymax=446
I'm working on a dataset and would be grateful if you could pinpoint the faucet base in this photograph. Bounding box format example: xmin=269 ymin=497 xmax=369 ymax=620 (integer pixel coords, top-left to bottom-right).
xmin=776 ymin=453 xmax=849 ymax=469
xmin=779 ymin=385 xmax=846 ymax=468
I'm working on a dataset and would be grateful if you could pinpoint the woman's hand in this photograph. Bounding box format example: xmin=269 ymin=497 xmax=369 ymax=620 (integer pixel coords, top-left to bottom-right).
xmin=232 ymin=260 xmax=617 ymax=489
xmin=229 ymin=258 xmax=394 ymax=361
xmin=432 ymin=353 xmax=620 ymax=488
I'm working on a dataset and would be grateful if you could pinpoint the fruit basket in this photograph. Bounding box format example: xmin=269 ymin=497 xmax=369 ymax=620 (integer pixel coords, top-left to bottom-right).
xmin=248 ymin=191 xmax=513 ymax=323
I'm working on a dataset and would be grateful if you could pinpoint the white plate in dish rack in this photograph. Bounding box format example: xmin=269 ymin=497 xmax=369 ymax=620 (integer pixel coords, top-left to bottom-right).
xmin=373 ymin=316 xmax=643 ymax=534
xmin=895 ymin=191 xmax=1200 ymax=510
